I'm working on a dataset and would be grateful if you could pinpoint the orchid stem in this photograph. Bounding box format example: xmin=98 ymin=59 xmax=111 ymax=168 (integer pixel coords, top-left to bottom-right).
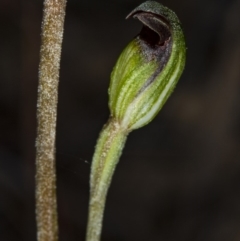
xmin=86 ymin=118 xmax=128 ymax=241
xmin=35 ymin=0 xmax=67 ymax=240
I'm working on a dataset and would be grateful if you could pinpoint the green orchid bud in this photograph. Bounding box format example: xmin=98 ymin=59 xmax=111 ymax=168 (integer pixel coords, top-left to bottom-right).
xmin=108 ymin=1 xmax=186 ymax=130
xmin=86 ymin=3 xmax=187 ymax=241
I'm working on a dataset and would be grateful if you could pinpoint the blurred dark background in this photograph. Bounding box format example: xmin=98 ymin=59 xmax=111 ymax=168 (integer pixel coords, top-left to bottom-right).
xmin=1 ymin=0 xmax=240 ymax=240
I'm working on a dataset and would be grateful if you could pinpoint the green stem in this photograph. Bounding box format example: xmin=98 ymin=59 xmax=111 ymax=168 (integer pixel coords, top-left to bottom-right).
xmin=86 ymin=118 xmax=129 ymax=241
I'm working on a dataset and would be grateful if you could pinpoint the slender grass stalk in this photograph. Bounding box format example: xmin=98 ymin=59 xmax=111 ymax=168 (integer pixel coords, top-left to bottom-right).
xmin=86 ymin=2 xmax=186 ymax=241
xmin=35 ymin=0 xmax=67 ymax=240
